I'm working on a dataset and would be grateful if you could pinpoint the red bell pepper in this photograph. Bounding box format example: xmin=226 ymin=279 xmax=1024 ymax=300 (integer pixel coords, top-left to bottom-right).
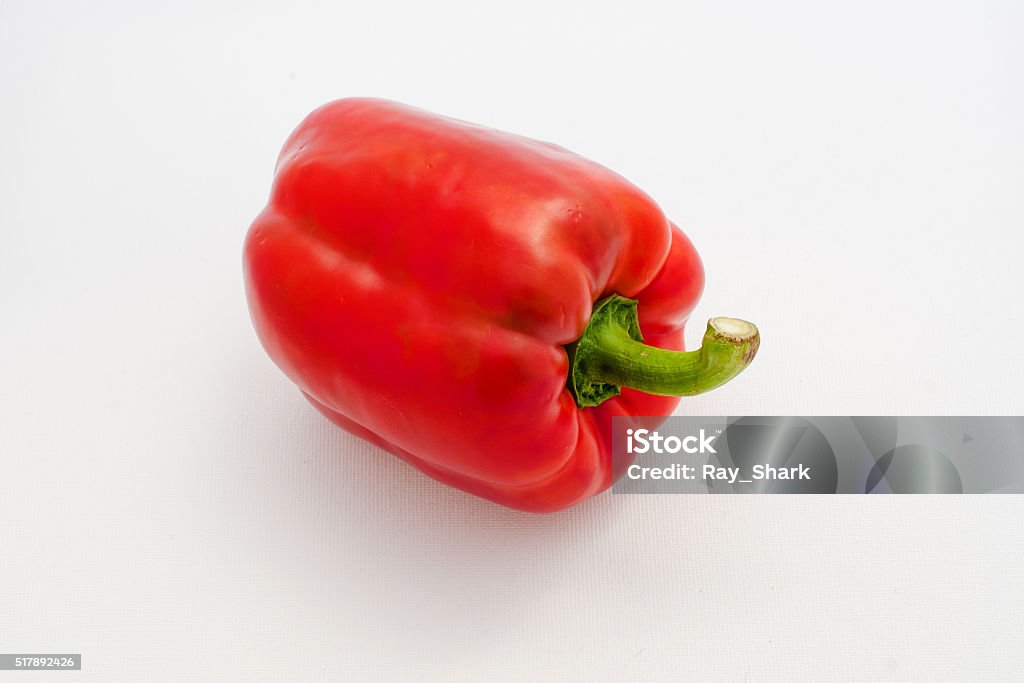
xmin=243 ymin=99 xmax=759 ymax=512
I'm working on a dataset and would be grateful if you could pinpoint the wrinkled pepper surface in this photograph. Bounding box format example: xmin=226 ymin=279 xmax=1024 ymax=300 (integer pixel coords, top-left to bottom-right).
xmin=244 ymin=99 xmax=759 ymax=512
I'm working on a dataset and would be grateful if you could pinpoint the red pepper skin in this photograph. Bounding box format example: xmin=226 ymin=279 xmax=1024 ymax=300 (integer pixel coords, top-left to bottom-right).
xmin=244 ymin=99 xmax=704 ymax=512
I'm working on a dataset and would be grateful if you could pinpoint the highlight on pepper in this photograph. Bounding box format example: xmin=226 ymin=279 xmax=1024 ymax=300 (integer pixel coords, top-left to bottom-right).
xmin=243 ymin=98 xmax=759 ymax=512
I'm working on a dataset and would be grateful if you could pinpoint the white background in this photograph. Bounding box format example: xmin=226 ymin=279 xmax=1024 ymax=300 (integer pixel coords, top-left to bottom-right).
xmin=2 ymin=1 xmax=1023 ymax=680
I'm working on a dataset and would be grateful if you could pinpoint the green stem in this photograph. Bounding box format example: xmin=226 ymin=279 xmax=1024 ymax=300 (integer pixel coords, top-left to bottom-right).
xmin=566 ymin=295 xmax=760 ymax=408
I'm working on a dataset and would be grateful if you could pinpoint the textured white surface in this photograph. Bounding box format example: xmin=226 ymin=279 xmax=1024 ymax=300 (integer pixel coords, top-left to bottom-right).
xmin=2 ymin=1 xmax=1023 ymax=680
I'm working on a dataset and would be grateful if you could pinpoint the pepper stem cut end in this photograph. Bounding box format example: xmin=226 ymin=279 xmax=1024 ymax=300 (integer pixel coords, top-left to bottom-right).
xmin=709 ymin=316 xmax=757 ymax=341
xmin=566 ymin=295 xmax=760 ymax=409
